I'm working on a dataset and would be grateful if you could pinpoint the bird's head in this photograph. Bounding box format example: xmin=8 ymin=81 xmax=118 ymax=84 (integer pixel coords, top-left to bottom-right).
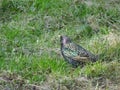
xmin=60 ymin=36 xmax=71 ymax=46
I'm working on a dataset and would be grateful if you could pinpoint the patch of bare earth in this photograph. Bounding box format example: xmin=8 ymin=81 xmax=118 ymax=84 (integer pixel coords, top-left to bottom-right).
xmin=0 ymin=72 xmax=120 ymax=90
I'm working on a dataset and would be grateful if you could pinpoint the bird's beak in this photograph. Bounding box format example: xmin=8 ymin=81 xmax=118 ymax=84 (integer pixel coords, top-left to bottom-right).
xmin=58 ymin=35 xmax=61 ymax=38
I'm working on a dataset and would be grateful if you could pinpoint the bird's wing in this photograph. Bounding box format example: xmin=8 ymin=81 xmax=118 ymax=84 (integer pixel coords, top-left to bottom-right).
xmin=63 ymin=50 xmax=90 ymax=62
xmin=63 ymin=43 xmax=91 ymax=62
xmin=77 ymin=45 xmax=92 ymax=57
xmin=63 ymin=47 xmax=77 ymax=57
xmin=72 ymin=56 xmax=90 ymax=62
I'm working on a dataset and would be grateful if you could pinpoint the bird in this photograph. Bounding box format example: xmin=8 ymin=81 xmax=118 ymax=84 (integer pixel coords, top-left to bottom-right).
xmin=60 ymin=35 xmax=98 ymax=68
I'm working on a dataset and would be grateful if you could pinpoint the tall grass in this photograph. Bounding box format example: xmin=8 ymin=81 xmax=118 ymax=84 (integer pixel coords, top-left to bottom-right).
xmin=0 ymin=0 xmax=120 ymax=87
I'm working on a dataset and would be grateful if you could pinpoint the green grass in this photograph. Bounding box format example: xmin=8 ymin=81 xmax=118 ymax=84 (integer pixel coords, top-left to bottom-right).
xmin=0 ymin=0 xmax=120 ymax=89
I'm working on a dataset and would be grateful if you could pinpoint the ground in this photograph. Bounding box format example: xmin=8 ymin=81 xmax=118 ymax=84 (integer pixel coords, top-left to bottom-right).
xmin=0 ymin=0 xmax=120 ymax=90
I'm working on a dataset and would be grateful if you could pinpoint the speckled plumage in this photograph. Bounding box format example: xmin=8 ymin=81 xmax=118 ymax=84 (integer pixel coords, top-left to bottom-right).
xmin=60 ymin=36 xmax=98 ymax=67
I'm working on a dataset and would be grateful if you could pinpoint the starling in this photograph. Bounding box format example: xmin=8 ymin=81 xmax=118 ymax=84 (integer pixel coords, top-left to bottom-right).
xmin=60 ymin=35 xmax=98 ymax=67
